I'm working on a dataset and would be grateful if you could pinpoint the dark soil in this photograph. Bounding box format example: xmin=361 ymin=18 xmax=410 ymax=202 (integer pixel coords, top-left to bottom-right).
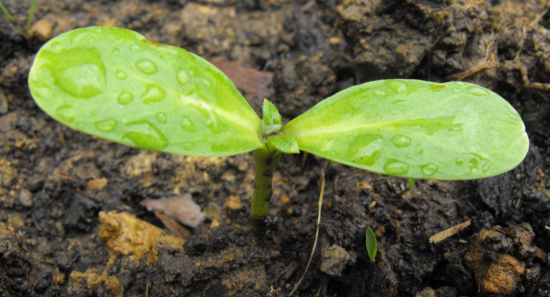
xmin=1 ymin=0 xmax=550 ymax=296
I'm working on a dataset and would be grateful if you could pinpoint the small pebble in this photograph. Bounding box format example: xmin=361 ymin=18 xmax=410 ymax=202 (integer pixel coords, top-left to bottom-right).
xmin=18 ymin=189 xmax=33 ymax=207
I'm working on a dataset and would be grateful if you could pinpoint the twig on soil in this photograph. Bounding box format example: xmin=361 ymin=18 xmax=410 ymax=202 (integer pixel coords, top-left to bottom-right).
xmin=56 ymin=125 xmax=66 ymax=146
xmin=289 ymin=169 xmax=325 ymax=297
xmin=55 ymin=173 xmax=79 ymax=183
xmin=429 ymin=220 xmax=471 ymax=243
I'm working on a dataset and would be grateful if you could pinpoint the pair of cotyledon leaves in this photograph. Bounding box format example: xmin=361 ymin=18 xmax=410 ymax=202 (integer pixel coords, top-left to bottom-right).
xmin=28 ymin=27 xmax=529 ymax=181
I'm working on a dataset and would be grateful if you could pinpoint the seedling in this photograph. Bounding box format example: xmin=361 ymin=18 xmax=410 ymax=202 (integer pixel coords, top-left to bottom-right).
xmin=28 ymin=27 xmax=529 ymax=229
xmin=366 ymin=227 xmax=377 ymax=262
xmin=0 ymin=0 xmax=37 ymax=39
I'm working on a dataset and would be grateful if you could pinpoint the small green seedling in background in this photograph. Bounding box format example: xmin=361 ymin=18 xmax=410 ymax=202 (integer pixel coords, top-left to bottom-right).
xmin=28 ymin=27 xmax=529 ymax=229
xmin=0 ymin=0 xmax=37 ymax=39
xmin=366 ymin=227 xmax=377 ymax=262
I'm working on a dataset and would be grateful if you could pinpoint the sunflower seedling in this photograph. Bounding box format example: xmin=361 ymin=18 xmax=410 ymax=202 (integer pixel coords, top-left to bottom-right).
xmin=28 ymin=27 xmax=529 ymax=229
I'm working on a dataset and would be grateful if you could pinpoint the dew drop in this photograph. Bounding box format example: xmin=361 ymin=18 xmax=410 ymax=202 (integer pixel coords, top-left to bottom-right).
xmin=95 ymin=27 xmax=102 ymax=33
xmin=142 ymin=84 xmax=166 ymax=103
xmin=206 ymin=115 xmax=228 ymax=134
xmin=455 ymin=158 xmax=464 ymax=165
xmin=111 ymin=49 xmax=119 ymax=55
xmin=384 ymin=159 xmax=409 ymax=176
xmin=415 ymin=144 xmax=423 ymax=155
xmin=456 ymin=81 xmax=465 ymax=85
xmin=454 ymin=88 xmax=461 ymax=93
xmin=127 ymin=67 xmax=134 ymax=74
xmin=482 ymin=164 xmax=490 ymax=173
xmin=55 ymin=104 xmax=75 ymax=123
xmin=177 ymin=70 xmax=189 ymax=85
xmin=122 ymin=121 xmax=168 ymax=150
xmin=115 ymin=70 xmax=127 ymax=80
xmin=156 ymin=112 xmax=167 ymax=123
xmin=118 ymin=91 xmax=133 ymax=105
xmin=89 ymin=38 xmax=95 ymax=43
xmin=421 ymin=163 xmax=438 ymax=175
xmin=94 ymin=118 xmax=117 ymax=132
xmin=374 ymin=90 xmax=385 ymax=96
xmin=181 ymin=116 xmax=195 ymax=132
xmin=42 ymin=46 xmax=106 ymax=99
xmin=202 ymin=78 xmax=211 ymax=87
xmin=136 ymin=59 xmax=158 ymax=74
xmin=391 ymin=135 xmax=411 ymax=148
xmin=130 ymin=44 xmax=141 ymax=51
xmin=467 ymin=86 xmax=489 ymax=96
xmin=384 ymin=80 xmax=408 ymax=93
xmin=181 ymin=142 xmax=195 ymax=150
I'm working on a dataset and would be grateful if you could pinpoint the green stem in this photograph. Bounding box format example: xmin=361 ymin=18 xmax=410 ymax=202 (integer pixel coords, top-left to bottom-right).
xmin=251 ymin=144 xmax=282 ymax=225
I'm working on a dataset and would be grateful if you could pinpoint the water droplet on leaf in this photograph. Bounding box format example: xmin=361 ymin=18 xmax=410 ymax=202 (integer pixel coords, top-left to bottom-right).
xmin=122 ymin=121 xmax=168 ymax=151
xmin=374 ymin=90 xmax=385 ymax=96
xmin=391 ymin=135 xmax=411 ymax=147
xmin=421 ymin=163 xmax=438 ymax=175
xmin=482 ymin=164 xmax=490 ymax=173
xmin=136 ymin=59 xmax=158 ymax=74
xmin=384 ymin=159 xmax=409 ymax=175
xmin=415 ymin=144 xmax=423 ymax=154
xmin=177 ymin=70 xmax=188 ymax=85
xmin=118 ymin=91 xmax=133 ymax=105
xmin=94 ymin=118 xmax=117 ymax=132
xmin=181 ymin=116 xmax=195 ymax=132
xmin=142 ymin=84 xmax=165 ymax=103
xmin=41 ymin=47 xmax=106 ymax=99
xmin=115 ymin=70 xmax=127 ymax=80
xmin=181 ymin=142 xmax=195 ymax=150
xmin=55 ymin=104 xmax=75 ymax=123
xmin=130 ymin=44 xmax=141 ymax=51
xmin=156 ymin=112 xmax=167 ymax=123
xmin=467 ymin=86 xmax=489 ymax=96
xmin=455 ymin=158 xmax=464 ymax=165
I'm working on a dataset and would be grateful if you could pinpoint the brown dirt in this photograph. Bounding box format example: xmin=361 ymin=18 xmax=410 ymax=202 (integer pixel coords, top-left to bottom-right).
xmin=1 ymin=0 xmax=550 ymax=296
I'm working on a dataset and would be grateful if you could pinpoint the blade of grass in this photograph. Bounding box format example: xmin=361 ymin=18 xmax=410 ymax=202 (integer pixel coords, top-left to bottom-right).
xmin=26 ymin=0 xmax=37 ymax=32
xmin=0 ymin=1 xmax=15 ymax=22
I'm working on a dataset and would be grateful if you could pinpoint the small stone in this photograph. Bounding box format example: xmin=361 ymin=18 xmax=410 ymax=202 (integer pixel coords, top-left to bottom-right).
xmin=224 ymin=195 xmax=242 ymax=210
xmin=415 ymin=287 xmax=435 ymax=297
xmin=320 ymin=244 xmax=350 ymax=277
xmin=87 ymin=178 xmax=108 ymax=192
xmin=210 ymin=218 xmax=220 ymax=229
xmin=30 ymin=19 xmax=53 ymax=42
xmin=18 ymin=189 xmax=33 ymax=207
xmin=141 ymin=194 xmax=205 ymax=228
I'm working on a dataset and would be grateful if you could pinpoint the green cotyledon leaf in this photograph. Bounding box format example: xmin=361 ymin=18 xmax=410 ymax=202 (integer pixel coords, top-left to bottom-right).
xmin=28 ymin=26 xmax=263 ymax=157
xmin=281 ymin=79 xmax=529 ymax=180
